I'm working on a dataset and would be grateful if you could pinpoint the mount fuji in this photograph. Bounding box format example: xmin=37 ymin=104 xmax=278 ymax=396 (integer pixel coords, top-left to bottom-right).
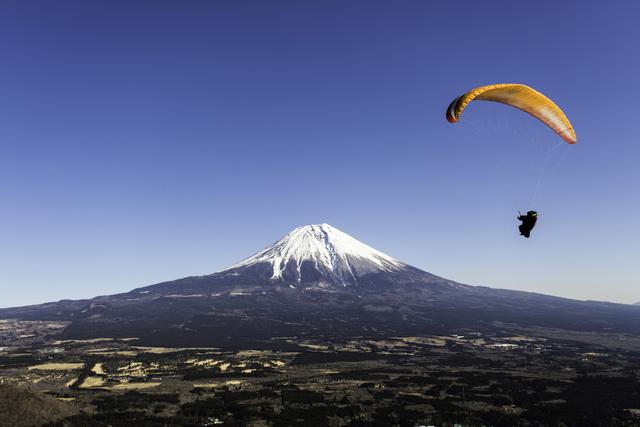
xmin=226 ymin=223 xmax=406 ymax=286
xmin=2 ymin=223 xmax=640 ymax=347
xmin=216 ymin=223 xmax=449 ymax=292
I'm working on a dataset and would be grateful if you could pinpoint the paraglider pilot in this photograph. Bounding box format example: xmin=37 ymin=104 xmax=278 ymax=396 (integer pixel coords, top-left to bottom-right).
xmin=518 ymin=211 xmax=538 ymax=238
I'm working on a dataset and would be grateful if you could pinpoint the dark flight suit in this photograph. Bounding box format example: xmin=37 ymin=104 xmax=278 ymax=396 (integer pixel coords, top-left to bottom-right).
xmin=518 ymin=211 xmax=538 ymax=238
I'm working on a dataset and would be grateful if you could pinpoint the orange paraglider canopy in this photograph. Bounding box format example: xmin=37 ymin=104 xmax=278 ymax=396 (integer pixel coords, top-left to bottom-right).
xmin=446 ymin=84 xmax=577 ymax=144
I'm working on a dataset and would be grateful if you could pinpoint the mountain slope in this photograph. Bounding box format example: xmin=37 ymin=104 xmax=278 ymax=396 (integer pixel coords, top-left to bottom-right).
xmin=0 ymin=384 xmax=78 ymax=427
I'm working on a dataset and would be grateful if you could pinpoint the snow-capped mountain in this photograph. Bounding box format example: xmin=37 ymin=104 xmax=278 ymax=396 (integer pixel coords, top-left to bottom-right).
xmin=223 ymin=224 xmax=406 ymax=286
xmin=3 ymin=223 xmax=640 ymax=347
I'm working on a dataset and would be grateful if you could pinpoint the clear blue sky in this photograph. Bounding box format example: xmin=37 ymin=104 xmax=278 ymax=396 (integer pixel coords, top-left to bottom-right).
xmin=1 ymin=1 xmax=639 ymax=307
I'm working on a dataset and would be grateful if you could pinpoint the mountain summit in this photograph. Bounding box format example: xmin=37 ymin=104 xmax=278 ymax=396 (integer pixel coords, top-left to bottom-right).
xmin=223 ymin=224 xmax=406 ymax=287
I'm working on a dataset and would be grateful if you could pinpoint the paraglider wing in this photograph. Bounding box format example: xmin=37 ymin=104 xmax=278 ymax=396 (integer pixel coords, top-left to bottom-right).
xmin=446 ymin=84 xmax=577 ymax=144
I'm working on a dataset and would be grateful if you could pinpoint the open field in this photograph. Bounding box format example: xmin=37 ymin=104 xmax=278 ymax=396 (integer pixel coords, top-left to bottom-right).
xmin=2 ymin=320 xmax=640 ymax=426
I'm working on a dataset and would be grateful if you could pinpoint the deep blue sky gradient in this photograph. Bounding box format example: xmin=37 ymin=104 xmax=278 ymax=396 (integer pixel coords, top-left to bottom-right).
xmin=1 ymin=1 xmax=639 ymax=307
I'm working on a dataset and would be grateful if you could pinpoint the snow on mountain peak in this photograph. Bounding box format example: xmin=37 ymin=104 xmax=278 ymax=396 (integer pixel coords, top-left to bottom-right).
xmin=223 ymin=223 xmax=405 ymax=284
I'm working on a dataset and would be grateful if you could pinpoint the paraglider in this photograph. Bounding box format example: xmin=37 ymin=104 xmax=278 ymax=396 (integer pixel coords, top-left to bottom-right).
xmin=518 ymin=211 xmax=538 ymax=238
xmin=446 ymin=84 xmax=576 ymax=238
xmin=446 ymin=83 xmax=577 ymax=144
